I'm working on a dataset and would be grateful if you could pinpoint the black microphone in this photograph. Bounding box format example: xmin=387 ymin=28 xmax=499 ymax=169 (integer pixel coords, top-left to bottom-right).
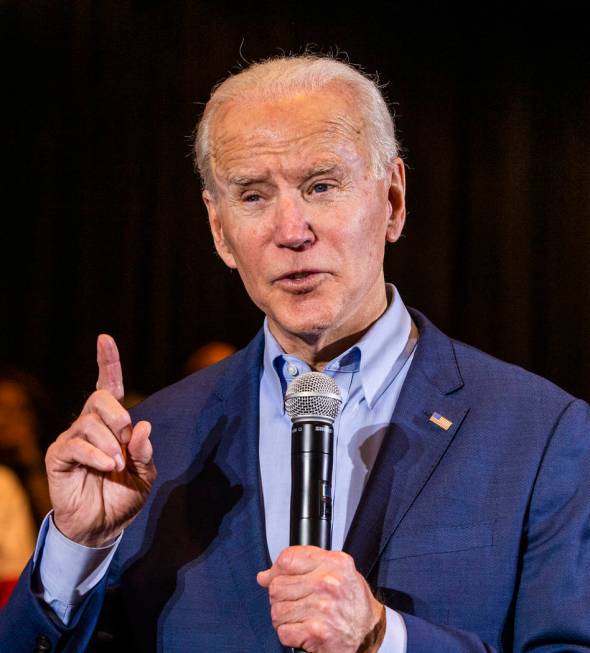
xmin=285 ymin=372 xmax=342 ymax=653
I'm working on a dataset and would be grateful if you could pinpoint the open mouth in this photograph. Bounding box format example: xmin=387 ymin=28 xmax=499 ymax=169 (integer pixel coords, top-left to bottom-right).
xmin=274 ymin=271 xmax=324 ymax=289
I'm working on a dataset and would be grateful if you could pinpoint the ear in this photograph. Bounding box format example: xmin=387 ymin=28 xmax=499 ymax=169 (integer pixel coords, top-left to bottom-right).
xmin=385 ymin=158 xmax=406 ymax=243
xmin=203 ymin=190 xmax=237 ymax=269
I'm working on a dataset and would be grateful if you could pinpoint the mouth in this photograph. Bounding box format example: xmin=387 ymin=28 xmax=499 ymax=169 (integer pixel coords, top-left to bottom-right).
xmin=274 ymin=270 xmax=325 ymax=290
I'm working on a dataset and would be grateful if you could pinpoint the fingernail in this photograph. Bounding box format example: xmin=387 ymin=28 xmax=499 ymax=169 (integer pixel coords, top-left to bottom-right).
xmin=114 ymin=454 xmax=125 ymax=471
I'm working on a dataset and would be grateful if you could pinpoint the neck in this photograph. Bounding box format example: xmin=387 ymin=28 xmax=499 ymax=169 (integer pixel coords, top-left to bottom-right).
xmin=268 ymin=286 xmax=389 ymax=370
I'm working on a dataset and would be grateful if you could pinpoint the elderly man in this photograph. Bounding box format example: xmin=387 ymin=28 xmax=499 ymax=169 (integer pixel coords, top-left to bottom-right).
xmin=2 ymin=55 xmax=590 ymax=653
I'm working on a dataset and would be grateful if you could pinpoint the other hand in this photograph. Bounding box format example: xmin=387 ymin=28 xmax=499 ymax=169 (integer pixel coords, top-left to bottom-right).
xmin=45 ymin=334 xmax=156 ymax=547
xmin=257 ymin=546 xmax=385 ymax=653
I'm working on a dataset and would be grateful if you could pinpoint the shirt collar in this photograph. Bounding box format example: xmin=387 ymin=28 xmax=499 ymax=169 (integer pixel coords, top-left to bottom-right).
xmin=262 ymin=284 xmax=417 ymax=410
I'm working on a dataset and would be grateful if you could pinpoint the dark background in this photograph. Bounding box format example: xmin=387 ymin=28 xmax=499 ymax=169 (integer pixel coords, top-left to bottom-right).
xmin=2 ymin=1 xmax=589 ymax=427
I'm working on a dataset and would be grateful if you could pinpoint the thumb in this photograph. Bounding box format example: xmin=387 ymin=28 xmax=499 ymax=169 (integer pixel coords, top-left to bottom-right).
xmin=127 ymin=420 xmax=153 ymax=466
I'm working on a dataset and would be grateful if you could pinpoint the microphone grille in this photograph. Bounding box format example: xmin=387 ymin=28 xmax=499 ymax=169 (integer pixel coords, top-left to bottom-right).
xmin=285 ymin=372 xmax=342 ymax=422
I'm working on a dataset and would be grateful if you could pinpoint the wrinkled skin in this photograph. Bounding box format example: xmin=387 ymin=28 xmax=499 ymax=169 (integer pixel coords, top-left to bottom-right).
xmin=46 ymin=335 xmax=156 ymax=547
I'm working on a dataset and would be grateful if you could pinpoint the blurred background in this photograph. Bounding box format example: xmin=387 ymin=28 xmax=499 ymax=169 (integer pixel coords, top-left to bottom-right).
xmin=1 ymin=1 xmax=589 ymax=432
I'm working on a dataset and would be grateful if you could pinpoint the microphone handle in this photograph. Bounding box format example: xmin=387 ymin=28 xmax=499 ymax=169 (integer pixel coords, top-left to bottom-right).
xmin=290 ymin=420 xmax=334 ymax=653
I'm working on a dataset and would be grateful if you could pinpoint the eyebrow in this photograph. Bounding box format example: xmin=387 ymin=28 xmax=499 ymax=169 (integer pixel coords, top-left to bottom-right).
xmin=304 ymin=164 xmax=343 ymax=178
xmin=228 ymin=164 xmax=344 ymax=188
xmin=228 ymin=175 xmax=271 ymax=187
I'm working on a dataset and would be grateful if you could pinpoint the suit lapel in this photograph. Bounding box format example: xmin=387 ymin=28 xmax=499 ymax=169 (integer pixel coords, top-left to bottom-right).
xmin=208 ymin=333 xmax=279 ymax=650
xmin=345 ymin=310 xmax=470 ymax=580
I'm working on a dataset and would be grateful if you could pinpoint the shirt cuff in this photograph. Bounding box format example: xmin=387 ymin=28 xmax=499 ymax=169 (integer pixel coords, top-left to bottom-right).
xmin=378 ymin=607 xmax=407 ymax=653
xmin=36 ymin=513 xmax=122 ymax=624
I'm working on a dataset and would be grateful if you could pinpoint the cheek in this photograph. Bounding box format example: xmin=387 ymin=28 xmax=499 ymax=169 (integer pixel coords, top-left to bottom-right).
xmin=343 ymin=206 xmax=388 ymax=262
xmin=224 ymin=226 xmax=270 ymax=286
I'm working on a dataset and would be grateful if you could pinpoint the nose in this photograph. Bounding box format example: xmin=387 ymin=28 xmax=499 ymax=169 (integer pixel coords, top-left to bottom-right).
xmin=273 ymin=194 xmax=315 ymax=251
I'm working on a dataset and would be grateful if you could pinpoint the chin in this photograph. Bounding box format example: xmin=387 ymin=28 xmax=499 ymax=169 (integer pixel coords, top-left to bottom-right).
xmin=273 ymin=305 xmax=342 ymax=340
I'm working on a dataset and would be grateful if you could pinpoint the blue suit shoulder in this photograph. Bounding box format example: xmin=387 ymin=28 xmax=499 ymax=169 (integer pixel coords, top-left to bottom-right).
xmin=453 ymin=339 xmax=575 ymax=405
xmin=410 ymin=307 xmax=581 ymax=416
xmin=129 ymin=345 xmax=252 ymax=425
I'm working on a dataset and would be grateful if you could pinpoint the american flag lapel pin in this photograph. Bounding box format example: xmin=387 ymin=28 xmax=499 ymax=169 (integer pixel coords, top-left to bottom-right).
xmin=429 ymin=412 xmax=453 ymax=431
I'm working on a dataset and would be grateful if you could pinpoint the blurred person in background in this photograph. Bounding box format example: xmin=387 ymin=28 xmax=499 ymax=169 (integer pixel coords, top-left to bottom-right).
xmin=0 ymin=370 xmax=54 ymax=526
xmin=0 ymin=465 xmax=36 ymax=607
xmin=184 ymin=340 xmax=237 ymax=375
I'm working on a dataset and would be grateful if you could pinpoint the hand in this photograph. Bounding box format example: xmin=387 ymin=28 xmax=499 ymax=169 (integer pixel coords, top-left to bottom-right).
xmin=257 ymin=546 xmax=386 ymax=653
xmin=45 ymin=334 xmax=156 ymax=547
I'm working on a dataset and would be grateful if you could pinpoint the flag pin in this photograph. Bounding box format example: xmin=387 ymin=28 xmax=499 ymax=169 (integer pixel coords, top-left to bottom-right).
xmin=429 ymin=412 xmax=453 ymax=431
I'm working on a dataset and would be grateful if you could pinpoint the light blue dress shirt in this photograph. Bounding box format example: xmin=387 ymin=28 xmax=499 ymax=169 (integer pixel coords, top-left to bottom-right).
xmin=37 ymin=284 xmax=417 ymax=651
xmin=259 ymin=284 xmax=417 ymax=651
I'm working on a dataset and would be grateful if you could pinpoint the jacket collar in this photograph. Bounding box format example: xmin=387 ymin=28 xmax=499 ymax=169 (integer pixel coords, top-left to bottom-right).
xmin=344 ymin=308 xmax=469 ymax=579
xmin=209 ymin=309 xmax=469 ymax=600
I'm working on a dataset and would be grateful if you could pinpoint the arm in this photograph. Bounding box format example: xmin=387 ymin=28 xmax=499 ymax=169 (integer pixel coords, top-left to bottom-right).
xmin=0 ymin=335 xmax=156 ymax=651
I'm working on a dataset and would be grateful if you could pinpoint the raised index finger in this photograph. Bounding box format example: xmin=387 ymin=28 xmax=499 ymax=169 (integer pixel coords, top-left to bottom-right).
xmin=96 ymin=333 xmax=124 ymax=401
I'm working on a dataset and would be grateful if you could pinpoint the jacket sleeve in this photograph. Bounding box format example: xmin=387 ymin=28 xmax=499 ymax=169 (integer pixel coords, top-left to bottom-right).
xmin=0 ymin=559 xmax=110 ymax=652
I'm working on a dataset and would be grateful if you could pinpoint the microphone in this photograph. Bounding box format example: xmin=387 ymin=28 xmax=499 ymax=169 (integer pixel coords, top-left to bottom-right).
xmin=285 ymin=372 xmax=342 ymax=551
xmin=285 ymin=372 xmax=342 ymax=653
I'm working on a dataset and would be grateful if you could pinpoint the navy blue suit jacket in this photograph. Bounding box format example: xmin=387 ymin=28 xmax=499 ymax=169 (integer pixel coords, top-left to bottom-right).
xmin=2 ymin=309 xmax=590 ymax=652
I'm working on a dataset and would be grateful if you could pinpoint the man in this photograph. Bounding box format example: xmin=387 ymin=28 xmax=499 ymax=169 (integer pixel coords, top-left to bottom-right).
xmin=2 ymin=54 xmax=590 ymax=652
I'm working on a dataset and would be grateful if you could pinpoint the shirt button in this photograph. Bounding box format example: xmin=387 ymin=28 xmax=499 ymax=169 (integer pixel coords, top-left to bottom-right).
xmin=34 ymin=635 xmax=52 ymax=652
xmin=287 ymin=364 xmax=299 ymax=377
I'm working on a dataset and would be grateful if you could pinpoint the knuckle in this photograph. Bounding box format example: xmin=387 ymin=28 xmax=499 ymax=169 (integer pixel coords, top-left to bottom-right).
xmin=45 ymin=442 xmax=57 ymax=464
xmin=86 ymin=388 xmax=106 ymax=408
xmin=115 ymin=411 xmax=132 ymax=433
xmin=270 ymin=603 xmax=282 ymax=625
xmin=334 ymin=550 xmax=354 ymax=569
xmin=310 ymin=620 xmax=329 ymax=642
xmin=276 ymin=549 xmax=293 ymax=570
xmin=78 ymin=413 xmax=98 ymax=432
xmin=94 ymin=388 xmax=111 ymax=402
xmin=276 ymin=624 xmax=291 ymax=646
xmin=319 ymin=573 xmax=341 ymax=594
xmin=54 ymin=430 xmax=68 ymax=445
xmin=268 ymin=577 xmax=280 ymax=599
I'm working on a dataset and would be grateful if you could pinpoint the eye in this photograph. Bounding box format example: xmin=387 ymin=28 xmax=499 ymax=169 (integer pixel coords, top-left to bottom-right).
xmin=310 ymin=182 xmax=332 ymax=194
xmin=243 ymin=192 xmax=262 ymax=203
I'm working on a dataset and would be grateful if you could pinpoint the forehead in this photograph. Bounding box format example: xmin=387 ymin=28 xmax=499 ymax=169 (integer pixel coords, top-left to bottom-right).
xmin=209 ymin=86 xmax=369 ymax=181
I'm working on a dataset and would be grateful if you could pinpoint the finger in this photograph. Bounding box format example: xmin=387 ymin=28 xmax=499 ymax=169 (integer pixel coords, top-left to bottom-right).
xmin=271 ymin=597 xmax=306 ymax=629
xmin=96 ymin=333 xmax=124 ymax=401
xmin=267 ymin=573 xmax=315 ymax=602
xmin=276 ymin=621 xmax=324 ymax=651
xmin=63 ymin=413 xmax=126 ymax=471
xmin=81 ymin=390 xmax=133 ymax=444
xmin=258 ymin=547 xmax=325 ymax=587
xmin=127 ymin=421 xmax=153 ymax=466
xmin=49 ymin=437 xmax=117 ymax=474
xmin=257 ymin=568 xmax=273 ymax=587
xmin=275 ymin=545 xmax=341 ymax=575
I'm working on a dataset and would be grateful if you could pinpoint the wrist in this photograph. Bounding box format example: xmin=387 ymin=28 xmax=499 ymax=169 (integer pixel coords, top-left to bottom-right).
xmin=52 ymin=515 xmax=121 ymax=548
xmin=357 ymin=602 xmax=386 ymax=653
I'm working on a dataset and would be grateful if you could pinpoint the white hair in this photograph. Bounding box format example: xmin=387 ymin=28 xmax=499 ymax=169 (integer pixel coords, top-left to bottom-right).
xmin=194 ymin=54 xmax=399 ymax=191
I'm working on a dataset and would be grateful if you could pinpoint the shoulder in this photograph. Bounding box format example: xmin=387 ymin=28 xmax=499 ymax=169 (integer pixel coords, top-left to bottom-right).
xmin=129 ymin=331 xmax=264 ymax=426
xmin=454 ymin=339 xmax=573 ymax=403
xmin=410 ymin=307 xmax=578 ymax=414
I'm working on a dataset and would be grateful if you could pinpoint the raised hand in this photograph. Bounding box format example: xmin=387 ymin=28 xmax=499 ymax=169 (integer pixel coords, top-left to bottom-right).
xmin=257 ymin=546 xmax=386 ymax=653
xmin=45 ymin=334 xmax=156 ymax=547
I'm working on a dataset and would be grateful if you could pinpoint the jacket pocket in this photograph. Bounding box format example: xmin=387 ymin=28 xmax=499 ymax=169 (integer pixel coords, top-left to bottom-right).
xmin=384 ymin=521 xmax=494 ymax=560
